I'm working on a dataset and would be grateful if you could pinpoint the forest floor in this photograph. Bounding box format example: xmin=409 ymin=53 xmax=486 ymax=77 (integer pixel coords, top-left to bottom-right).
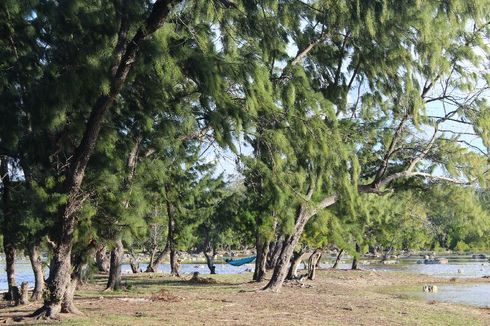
xmin=1 ymin=269 xmax=489 ymax=325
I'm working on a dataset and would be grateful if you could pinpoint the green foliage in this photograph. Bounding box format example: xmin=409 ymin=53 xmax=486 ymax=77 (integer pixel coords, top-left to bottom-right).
xmin=1 ymin=1 xmax=490 ymax=291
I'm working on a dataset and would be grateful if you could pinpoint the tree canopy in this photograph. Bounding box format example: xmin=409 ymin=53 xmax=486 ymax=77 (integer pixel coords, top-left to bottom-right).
xmin=0 ymin=0 xmax=489 ymax=317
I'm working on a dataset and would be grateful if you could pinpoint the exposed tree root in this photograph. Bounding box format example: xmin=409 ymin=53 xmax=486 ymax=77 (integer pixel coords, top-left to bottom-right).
xmin=30 ymin=305 xmax=61 ymax=320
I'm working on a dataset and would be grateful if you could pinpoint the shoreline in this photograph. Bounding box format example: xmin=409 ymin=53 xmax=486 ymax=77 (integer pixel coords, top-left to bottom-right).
xmin=1 ymin=269 xmax=489 ymax=325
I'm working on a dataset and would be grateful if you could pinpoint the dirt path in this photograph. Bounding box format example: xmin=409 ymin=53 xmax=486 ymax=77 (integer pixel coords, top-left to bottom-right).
xmin=1 ymin=269 xmax=489 ymax=325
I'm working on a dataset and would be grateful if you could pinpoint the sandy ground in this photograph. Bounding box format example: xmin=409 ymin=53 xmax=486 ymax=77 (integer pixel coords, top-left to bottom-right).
xmin=1 ymin=269 xmax=489 ymax=325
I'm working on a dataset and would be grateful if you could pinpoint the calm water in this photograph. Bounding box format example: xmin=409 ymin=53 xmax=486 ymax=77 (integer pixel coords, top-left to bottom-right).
xmin=417 ymin=284 xmax=490 ymax=308
xmin=359 ymin=260 xmax=490 ymax=278
xmin=0 ymin=259 xmax=254 ymax=291
xmin=2 ymin=256 xmax=489 ymax=307
xmin=120 ymin=262 xmax=254 ymax=275
xmin=0 ymin=260 xmax=47 ymax=291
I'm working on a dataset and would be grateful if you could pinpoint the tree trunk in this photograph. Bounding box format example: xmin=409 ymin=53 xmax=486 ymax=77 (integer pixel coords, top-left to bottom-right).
xmin=129 ymin=260 xmax=140 ymax=273
xmin=147 ymin=247 xmax=157 ymax=271
xmin=351 ymin=243 xmax=361 ymax=270
xmin=3 ymin=242 xmax=16 ymax=301
xmin=203 ymin=233 xmax=216 ymax=274
xmin=204 ymin=251 xmax=216 ymax=274
xmin=165 ymin=190 xmax=179 ymax=277
xmin=263 ymin=206 xmax=310 ymax=292
xmin=169 ymin=248 xmax=180 ymax=277
xmin=63 ymin=240 xmax=96 ymax=314
xmin=60 ymin=276 xmax=81 ymax=315
xmin=20 ymin=282 xmax=29 ymax=305
xmin=129 ymin=250 xmax=140 ymax=274
xmin=316 ymin=252 xmax=323 ymax=268
xmin=95 ymin=244 xmax=110 ymax=273
xmin=332 ymin=249 xmax=344 ymax=269
xmin=145 ymin=242 xmax=169 ymax=272
xmin=12 ymin=282 xmax=29 ymax=306
xmin=32 ymin=238 xmax=74 ymax=318
xmin=1 ymin=157 xmax=16 ymax=301
xmin=31 ymin=1 xmax=179 ymax=318
xmin=106 ymin=239 xmax=124 ymax=291
xmin=368 ymin=245 xmax=378 ymax=257
xmin=267 ymin=237 xmax=284 ymax=270
xmin=253 ymin=238 xmax=269 ymax=282
xmin=307 ymin=249 xmax=322 ymax=280
xmin=383 ymin=247 xmax=393 ymax=260
xmin=28 ymin=242 xmax=45 ymax=301
xmin=287 ymin=250 xmax=306 ymax=280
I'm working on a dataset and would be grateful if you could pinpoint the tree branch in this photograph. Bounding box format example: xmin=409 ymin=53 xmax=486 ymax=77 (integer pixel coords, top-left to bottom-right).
xmin=66 ymin=0 xmax=181 ymax=200
xmin=372 ymin=114 xmax=408 ymax=185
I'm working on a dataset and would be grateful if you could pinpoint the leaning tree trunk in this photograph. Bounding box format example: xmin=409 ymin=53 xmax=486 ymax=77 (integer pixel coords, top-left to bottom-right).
xmin=61 ymin=276 xmax=81 ymax=315
xmin=253 ymin=238 xmax=269 ymax=282
xmin=203 ymin=233 xmax=217 ymax=274
xmin=31 ymin=1 xmax=180 ymax=319
xmin=307 ymin=249 xmax=323 ymax=280
xmin=129 ymin=250 xmax=141 ymax=274
xmin=203 ymin=250 xmax=216 ymax=274
xmin=106 ymin=239 xmax=124 ymax=291
xmin=287 ymin=250 xmax=306 ymax=280
xmin=1 ymin=157 xmax=17 ymax=301
xmin=316 ymin=252 xmax=323 ymax=268
xmin=28 ymin=242 xmax=45 ymax=301
xmin=62 ymin=240 xmax=97 ymax=314
xmin=147 ymin=247 xmax=157 ymax=271
xmin=351 ymin=243 xmax=361 ymax=270
xmin=267 ymin=237 xmax=284 ymax=270
xmin=95 ymin=244 xmax=110 ymax=273
xmin=32 ymin=228 xmax=76 ymax=318
xmin=332 ymin=249 xmax=344 ymax=269
xmin=145 ymin=242 xmax=169 ymax=273
xmin=263 ymin=205 xmax=311 ymax=292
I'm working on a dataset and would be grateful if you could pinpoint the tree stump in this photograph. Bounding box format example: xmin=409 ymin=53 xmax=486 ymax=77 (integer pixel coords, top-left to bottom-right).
xmin=11 ymin=282 xmax=29 ymax=306
xmin=11 ymin=286 xmax=21 ymax=305
xmin=20 ymin=282 xmax=29 ymax=305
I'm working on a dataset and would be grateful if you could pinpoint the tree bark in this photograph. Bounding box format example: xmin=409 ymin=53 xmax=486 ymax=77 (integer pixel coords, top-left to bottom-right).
xmin=95 ymin=244 xmax=110 ymax=273
xmin=169 ymin=248 xmax=180 ymax=277
xmin=145 ymin=242 xmax=169 ymax=272
xmin=351 ymin=243 xmax=361 ymax=270
xmin=32 ymin=1 xmax=180 ymax=318
xmin=203 ymin=250 xmax=216 ymax=274
xmin=12 ymin=282 xmax=29 ymax=306
xmin=287 ymin=250 xmax=306 ymax=280
xmin=332 ymin=249 xmax=344 ymax=269
xmin=203 ymin=233 xmax=216 ymax=274
xmin=165 ymin=188 xmax=180 ymax=277
xmin=1 ymin=157 xmax=17 ymax=301
xmin=129 ymin=250 xmax=141 ymax=274
xmin=267 ymin=237 xmax=284 ymax=270
xmin=263 ymin=206 xmax=310 ymax=292
xmin=60 ymin=277 xmax=81 ymax=315
xmin=106 ymin=239 xmax=124 ymax=291
xmin=3 ymin=242 xmax=16 ymax=301
xmin=253 ymin=238 xmax=269 ymax=281
xmin=307 ymin=249 xmax=322 ymax=280
xmin=62 ymin=240 xmax=96 ymax=314
xmin=147 ymin=248 xmax=157 ymax=271
xmin=28 ymin=242 xmax=45 ymax=301
xmin=20 ymin=282 xmax=29 ymax=305
xmin=315 ymin=252 xmax=323 ymax=268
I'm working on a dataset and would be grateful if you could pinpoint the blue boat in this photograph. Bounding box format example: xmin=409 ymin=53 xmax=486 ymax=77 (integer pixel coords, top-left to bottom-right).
xmin=224 ymin=255 xmax=256 ymax=266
